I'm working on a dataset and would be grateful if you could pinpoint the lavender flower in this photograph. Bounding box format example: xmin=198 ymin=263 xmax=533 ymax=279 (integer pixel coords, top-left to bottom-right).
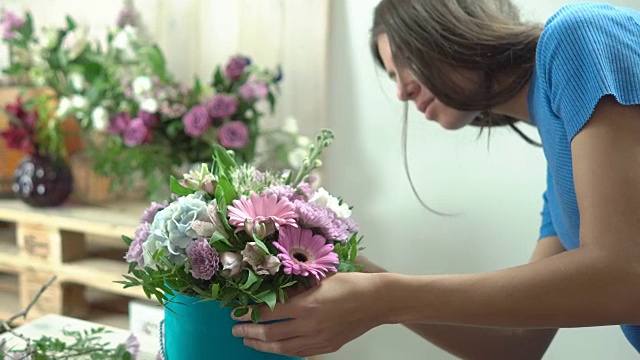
xmin=322 ymin=217 xmax=350 ymax=242
xmin=108 ymin=112 xmax=131 ymax=135
xmin=344 ymin=217 xmax=359 ymax=233
xmin=206 ymin=94 xmax=238 ymax=120
xmin=138 ymin=110 xmax=158 ymax=127
xmin=218 ymin=121 xmax=249 ymax=149
xmin=125 ymin=333 xmax=140 ymax=358
xmin=265 ymin=185 xmax=297 ymax=201
xmin=123 ymin=118 xmax=150 ymax=147
xmin=224 ymin=56 xmax=251 ymax=81
xmin=296 ymin=182 xmax=314 ymax=200
xmin=141 ymin=201 xmax=168 ymax=223
xmin=182 ymin=105 xmax=211 ymax=137
xmin=294 ymin=200 xmax=333 ymax=229
xmin=125 ymin=222 xmax=150 ymax=265
xmin=1 ymin=11 xmax=25 ymax=40
xmin=186 ymin=238 xmax=219 ymax=280
xmin=239 ymin=81 xmax=268 ymax=102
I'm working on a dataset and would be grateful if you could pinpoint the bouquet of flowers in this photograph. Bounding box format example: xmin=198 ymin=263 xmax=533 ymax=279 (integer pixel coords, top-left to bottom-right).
xmin=119 ymin=129 xmax=363 ymax=320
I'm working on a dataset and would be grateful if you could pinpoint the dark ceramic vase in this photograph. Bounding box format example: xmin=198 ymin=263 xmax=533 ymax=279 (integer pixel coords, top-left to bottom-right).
xmin=12 ymin=154 xmax=73 ymax=207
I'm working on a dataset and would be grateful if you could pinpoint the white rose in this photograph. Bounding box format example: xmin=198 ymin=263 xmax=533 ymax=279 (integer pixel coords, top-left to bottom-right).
xmin=133 ymin=76 xmax=153 ymax=97
xmin=91 ymin=106 xmax=109 ymax=131
xmin=42 ymin=28 xmax=60 ymax=50
xmin=62 ymin=27 xmax=89 ymax=61
xmin=140 ymin=98 xmax=158 ymax=113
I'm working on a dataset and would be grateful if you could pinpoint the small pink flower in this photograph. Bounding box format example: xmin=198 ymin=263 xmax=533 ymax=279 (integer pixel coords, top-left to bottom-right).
xmin=227 ymin=193 xmax=297 ymax=234
xmin=123 ymin=118 xmax=151 ymax=147
xmin=183 ymin=105 xmax=211 ymax=137
xmin=206 ymin=94 xmax=238 ymax=119
xmin=274 ymin=226 xmax=338 ymax=280
xmin=239 ymin=81 xmax=268 ymax=102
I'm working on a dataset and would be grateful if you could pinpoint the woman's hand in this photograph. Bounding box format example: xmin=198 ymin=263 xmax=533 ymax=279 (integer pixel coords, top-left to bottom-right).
xmin=231 ymin=272 xmax=385 ymax=357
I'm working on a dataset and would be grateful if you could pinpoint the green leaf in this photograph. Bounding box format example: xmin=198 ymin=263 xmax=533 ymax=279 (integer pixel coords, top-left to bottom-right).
xmin=210 ymin=283 xmax=220 ymax=299
xmin=210 ymin=231 xmax=235 ymax=252
xmin=212 ymin=145 xmax=238 ymax=177
xmin=217 ymin=175 xmax=238 ymax=205
xmin=251 ymin=306 xmax=262 ymax=323
xmin=240 ymin=269 xmax=260 ymax=290
xmin=257 ymin=290 xmax=277 ymax=311
xmin=65 ymin=15 xmax=77 ymax=30
xmin=213 ymin=66 xmax=224 ymax=88
xmin=267 ymin=91 xmax=276 ymax=113
xmin=233 ymin=307 xmax=249 ymax=318
xmin=170 ymin=176 xmax=194 ymax=196
xmin=252 ymin=237 xmax=271 ymax=255
xmin=122 ymin=235 xmax=133 ymax=246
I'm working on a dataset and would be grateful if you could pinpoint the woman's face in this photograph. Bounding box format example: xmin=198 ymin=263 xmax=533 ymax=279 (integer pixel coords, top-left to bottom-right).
xmin=377 ymin=34 xmax=480 ymax=130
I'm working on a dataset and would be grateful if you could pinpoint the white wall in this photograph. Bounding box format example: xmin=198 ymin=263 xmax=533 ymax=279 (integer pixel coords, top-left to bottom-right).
xmin=325 ymin=0 xmax=640 ymax=359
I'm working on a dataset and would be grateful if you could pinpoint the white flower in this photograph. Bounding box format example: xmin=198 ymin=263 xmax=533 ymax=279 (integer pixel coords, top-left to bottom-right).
xmin=287 ymin=148 xmax=308 ymax=168
xmin=133 ymin=76 xmax=152 ymax=97
xmin=310 ymin=187 xmax=352 ymax=218
xmin=91 ymin=106 xmax=109 ymax=131
xmin=282 ymin=116 xmax=299 ymax=134
xmin=69 ymin=72 xmax=85 ymax=92
xmin=56 ymin=97 xmax=72 ymax=118
xmin=42 ymin=28 xmax=60 ymax=50
xmin=296 ymin=135 xmax=311 ymax=147
xmin=71 ymin=95 xmax=89 ymax=110
xmin=62 ymin=27 xmax=89 ymax=61
xmin=140 ymin=98 xmax=158 ymax=113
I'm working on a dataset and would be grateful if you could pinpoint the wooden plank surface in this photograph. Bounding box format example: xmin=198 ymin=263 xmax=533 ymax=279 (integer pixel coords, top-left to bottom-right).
xmin=0 ymin=200 xmax=145 ymax=238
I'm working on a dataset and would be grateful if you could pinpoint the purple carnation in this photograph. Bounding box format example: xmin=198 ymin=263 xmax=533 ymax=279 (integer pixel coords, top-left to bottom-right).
xmin=186 ymin=238 xmax=219 ymax=280
xmin=296 ymin=182 xmax=314 ymax=200
xmin=224 ymin=56 xmax=251 ymax=81
xmin=125 ymin=223 xmax=149 ymax=265
xmin=322 ymin=218 xmax=350 ymax=242
xmin=123 ymin=118 xmax=150 ymax=147
xmin=294 ymin=200 xmax=333 ymax=229
xmin=108 ymin=112 xmax=131 ymax=135
xmin=182 ymin=105 xmax=211 ymax=137
xmin=239 ymin=81 xmax=268 ymax=102
xmin=138 ymin=110 xmax=158 ymax=127
xmin=206 ymin=94 xmax=238 ymax=120
xmin=265 ymin=185 xmax=298 ymax=201
xmin=141 ymin=201 xmax=168 ymax=223
xmin=218 ymin=121 xmax=249 ymax=149
xmin=344 ymin=217 xmax=359 ymax=233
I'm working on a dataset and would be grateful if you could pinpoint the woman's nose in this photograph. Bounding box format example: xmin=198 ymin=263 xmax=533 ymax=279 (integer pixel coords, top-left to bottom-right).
xmin=397 ymin=81 xmax=419 ymax=101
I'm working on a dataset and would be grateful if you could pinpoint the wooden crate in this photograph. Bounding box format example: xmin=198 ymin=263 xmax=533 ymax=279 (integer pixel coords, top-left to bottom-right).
xmin=0 ymin=199 xmax=148 ymax=328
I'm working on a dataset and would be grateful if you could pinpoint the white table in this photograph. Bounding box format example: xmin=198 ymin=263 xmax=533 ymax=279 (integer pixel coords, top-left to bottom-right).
xmin=0 ymin=314 xmax=158 ymax=359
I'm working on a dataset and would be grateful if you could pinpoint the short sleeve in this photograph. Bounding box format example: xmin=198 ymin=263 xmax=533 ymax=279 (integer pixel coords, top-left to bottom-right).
xmin=538 ymin=3 xmax=640 ymax=142
xmin=539 ymin=168 xmax=557 ymax=240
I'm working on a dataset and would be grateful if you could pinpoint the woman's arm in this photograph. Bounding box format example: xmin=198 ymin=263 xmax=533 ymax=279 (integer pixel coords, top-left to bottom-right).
xmin=359 ymin=236 xmax=563 ymax=360
xmin=383 ymin=98 xmax=640 ymax=329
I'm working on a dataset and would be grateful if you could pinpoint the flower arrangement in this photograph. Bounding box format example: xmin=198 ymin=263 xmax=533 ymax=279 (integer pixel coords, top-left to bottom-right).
xmin=119 ymin=129 xmax=363 ymax=320
xmin=0 ymin=95 xmax=66 ymax=159
xmin=1 ymin=6 xmax=311 ymax=199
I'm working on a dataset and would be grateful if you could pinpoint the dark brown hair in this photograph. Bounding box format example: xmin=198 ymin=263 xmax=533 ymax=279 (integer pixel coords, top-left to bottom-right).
xmin=371 ymin=0 xmax=542 ymax=137
xmin=370 ymin=0 xmax=543 ymax=212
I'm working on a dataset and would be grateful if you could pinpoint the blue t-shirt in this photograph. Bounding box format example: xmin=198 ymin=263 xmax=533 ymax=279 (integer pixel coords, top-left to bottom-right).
xmin=528 ymin=2 xmax=640 ymax=352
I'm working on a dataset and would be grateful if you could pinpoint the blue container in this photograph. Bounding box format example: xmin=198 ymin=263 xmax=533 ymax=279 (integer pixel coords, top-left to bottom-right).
xmin=163 ymin=292 xmax=301 ymax=360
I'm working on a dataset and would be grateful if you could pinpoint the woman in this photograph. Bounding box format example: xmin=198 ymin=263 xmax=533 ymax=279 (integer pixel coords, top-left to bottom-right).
xmin=231 ymin=1 xmax=640 ymax=358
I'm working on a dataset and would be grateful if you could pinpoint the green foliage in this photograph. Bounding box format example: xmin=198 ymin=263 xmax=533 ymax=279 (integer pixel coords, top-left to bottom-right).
xmin=0 ymin=328 xmax=135 ymax=359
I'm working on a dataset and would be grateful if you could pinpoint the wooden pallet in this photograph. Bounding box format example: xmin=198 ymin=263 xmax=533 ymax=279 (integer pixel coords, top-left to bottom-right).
xmin=0 ymin=199 xmax=148 ymax=328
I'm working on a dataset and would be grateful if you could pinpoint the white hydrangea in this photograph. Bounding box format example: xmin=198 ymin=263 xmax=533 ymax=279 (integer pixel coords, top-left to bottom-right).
xmin=91 ymin=106 xmax=109 ymax=131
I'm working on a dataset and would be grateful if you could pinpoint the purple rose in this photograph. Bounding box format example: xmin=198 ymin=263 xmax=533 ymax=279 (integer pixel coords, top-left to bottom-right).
xmin=218 ymin=121 xmax=249 ymax=149
xmin=239 ymin=81 xmax=269 ymax=102
xmin=109 ymin=112 xmax=131 ymax=135
xmin=223 ymin=56 xmax=251 ymax=81
xmin=186 ymin=238 xmax=219 ymax=280
xmin=183 ymin=105 xmax=211 ymax=137
xmin=138 ymin=110 xmax=158 ymax=127
xmin=123 ymin=118 xmax=150 ymax=147
xmin=205 ymin=94 xmax=238 ymax=120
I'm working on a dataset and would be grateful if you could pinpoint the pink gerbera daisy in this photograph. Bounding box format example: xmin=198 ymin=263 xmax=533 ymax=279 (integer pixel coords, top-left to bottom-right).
xmin=227 ymin=193 xmax=297 ymax=233
xmin=274 ymin=226 xmax=338 ymax=280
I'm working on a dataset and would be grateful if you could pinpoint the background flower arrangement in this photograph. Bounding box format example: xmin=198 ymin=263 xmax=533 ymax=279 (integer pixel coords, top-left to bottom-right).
xmin=1 ymin=3 xmax=311 ymax=200
xmin=119 ymin=129 xmax=363 ymax=320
